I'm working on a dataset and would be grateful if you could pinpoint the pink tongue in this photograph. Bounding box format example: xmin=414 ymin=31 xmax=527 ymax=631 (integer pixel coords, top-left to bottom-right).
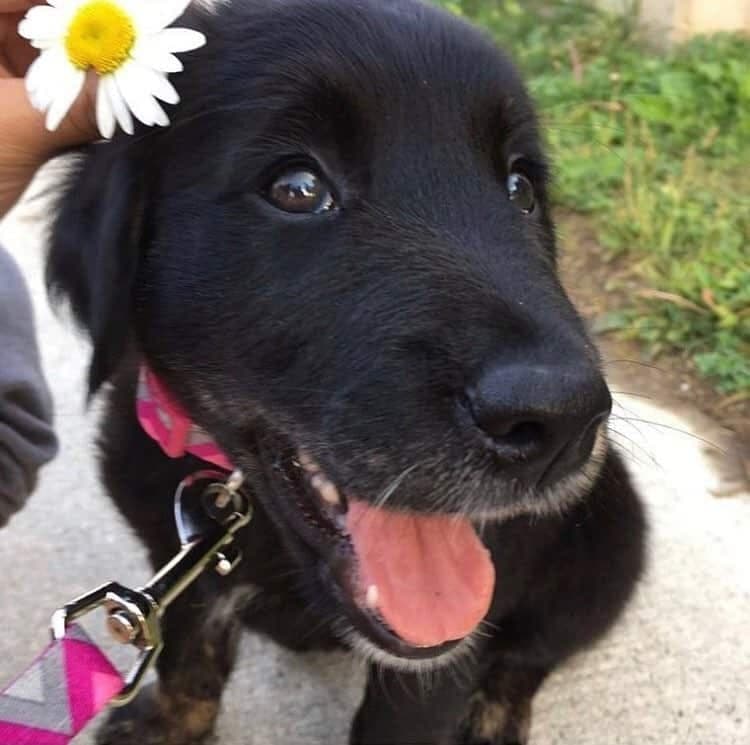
xmin=346 ymin=500 xmax=495 ymax=648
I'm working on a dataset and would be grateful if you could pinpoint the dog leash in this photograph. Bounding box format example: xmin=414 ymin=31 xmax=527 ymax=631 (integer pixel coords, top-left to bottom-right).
xmin=0 ymin=468 xmax=252 ymax=744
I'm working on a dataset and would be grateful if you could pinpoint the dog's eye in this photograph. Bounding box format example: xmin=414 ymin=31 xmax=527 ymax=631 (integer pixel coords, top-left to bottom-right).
xmin=507 ymin=172 xmax=535 ymax=214
xmin=266 ymin=168 xmax=335 ymax=214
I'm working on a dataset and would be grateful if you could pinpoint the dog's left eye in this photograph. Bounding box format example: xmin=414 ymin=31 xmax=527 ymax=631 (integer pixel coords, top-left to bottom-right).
xmin=266 ymin=168 xmax=336 ymax=214
xmin=507 ymin=171 xmax=536 ymax=214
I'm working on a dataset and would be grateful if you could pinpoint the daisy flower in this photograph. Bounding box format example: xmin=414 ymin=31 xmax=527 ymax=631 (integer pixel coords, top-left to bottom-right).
xmin=18 ymin=0 xmax=206 ymax=138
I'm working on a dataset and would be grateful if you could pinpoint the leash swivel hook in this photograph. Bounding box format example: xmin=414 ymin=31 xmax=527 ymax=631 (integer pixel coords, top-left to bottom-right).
xmin=50 ymin=469 xmax=251 ymax=705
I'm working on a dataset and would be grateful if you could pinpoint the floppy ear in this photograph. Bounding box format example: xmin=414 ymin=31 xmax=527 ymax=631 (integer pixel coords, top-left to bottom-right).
xmin=46 ymin=144 xmax=147 ymax=394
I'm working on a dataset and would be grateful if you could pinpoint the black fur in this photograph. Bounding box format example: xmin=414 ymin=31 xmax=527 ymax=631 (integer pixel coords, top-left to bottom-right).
xmin=47 ymin=1 xmax=646 ymax=743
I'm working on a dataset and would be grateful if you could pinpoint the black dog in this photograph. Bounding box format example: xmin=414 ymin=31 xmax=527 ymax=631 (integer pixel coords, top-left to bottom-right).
xmin=47 ymin=1 xmax=646 ymax=742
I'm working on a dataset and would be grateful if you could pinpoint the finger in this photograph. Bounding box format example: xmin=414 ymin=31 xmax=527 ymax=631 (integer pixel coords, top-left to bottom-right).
xmin=48 ymin=72 xmax=99 ymax=147
xmin=0 ymin=76 xmax=97 ymax=156
xmin=0 ymin=78 xmax=51 ymax=151
xmin=0 ymin=13 xmax=38 ymax=76
xmin=0 ymin=1 xmax=36 ymax=13
xmin=0 ymin=77 xmax=50 ymax=213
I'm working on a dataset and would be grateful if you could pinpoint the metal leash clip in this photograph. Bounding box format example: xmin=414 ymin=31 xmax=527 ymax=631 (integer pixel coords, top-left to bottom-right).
xmin=50 ymin=469 xmax=252 ymax=705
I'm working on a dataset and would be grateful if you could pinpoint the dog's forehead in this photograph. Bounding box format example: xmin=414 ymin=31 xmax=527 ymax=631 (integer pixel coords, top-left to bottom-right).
xmin=212 ymin=0 xmax=529 ymax=127
xmin=162 ymin=0 xmax=542 ymax=195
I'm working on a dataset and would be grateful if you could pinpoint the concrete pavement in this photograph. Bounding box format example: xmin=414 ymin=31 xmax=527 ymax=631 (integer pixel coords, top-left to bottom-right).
xmin=1 ymin=193 xmax=748 ymax=744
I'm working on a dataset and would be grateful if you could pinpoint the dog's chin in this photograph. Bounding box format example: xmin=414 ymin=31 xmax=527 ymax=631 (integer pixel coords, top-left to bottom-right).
xmin=469 ymin=427 xmax=610 ymax=524
xmin=246 ymin=426 xmax=608 ymax=670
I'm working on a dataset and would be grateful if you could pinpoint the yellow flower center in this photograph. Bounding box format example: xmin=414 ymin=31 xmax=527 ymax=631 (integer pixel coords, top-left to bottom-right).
xmin=64 ymin=0 xmax=136 ymax=75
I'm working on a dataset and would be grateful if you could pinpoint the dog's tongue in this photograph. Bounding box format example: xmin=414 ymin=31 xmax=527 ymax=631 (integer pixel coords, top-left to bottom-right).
xmin=346 ymin=500 xmax=495 ymax=648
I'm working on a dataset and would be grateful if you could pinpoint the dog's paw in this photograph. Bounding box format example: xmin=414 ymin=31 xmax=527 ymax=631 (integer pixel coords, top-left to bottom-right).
xmin=96 ymin=684 xmax=218 ymax=745
xmin=455 ymin=690 xmax=530 ymax=745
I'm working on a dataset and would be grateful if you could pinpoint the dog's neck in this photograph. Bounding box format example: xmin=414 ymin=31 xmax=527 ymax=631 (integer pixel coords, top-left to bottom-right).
xmin=136 ymin=367 xmax=233 ymax=471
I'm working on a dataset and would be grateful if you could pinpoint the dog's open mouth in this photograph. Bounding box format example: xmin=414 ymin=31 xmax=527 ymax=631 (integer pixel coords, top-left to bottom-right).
xmin=263 ymin=445 xmax=496 ymax=657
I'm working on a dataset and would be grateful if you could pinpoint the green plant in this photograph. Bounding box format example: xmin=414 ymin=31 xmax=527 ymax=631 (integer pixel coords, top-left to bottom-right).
xmin=433 ymin=0 xmax=750 ymax=394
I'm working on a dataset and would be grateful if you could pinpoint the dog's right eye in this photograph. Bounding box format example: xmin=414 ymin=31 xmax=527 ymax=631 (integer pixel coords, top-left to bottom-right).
xmin=265 ymin=168 xmax=336 ymax=214
xmin=507 ymin=171 xmax=535 ymax=214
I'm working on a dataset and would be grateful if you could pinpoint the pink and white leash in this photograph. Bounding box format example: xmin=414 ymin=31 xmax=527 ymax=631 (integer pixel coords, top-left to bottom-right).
xmin=0 ymin=625 xmax=123 ymax=745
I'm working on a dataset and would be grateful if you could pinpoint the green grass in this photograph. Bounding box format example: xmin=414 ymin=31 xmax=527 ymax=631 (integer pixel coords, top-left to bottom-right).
xmin=434 ymin=0 xmax=750 ymax=395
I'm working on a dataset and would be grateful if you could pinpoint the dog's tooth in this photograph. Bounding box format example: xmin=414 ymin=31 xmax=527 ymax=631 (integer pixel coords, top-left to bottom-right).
xmin=311 ymin=473 xmax=340 ymax=506
xmin=366 ymin=585 xmax=379 ymax=609
xmin=298 ymin=451 xmax=321 ymax=475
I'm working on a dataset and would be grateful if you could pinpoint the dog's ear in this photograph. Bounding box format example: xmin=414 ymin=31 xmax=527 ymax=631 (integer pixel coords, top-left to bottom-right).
xmin=47 ymin=145 xmax=147 ymax=394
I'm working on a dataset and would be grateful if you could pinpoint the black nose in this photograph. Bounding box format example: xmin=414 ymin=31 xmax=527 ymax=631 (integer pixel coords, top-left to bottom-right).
xmin=460 ymin=362 xmax=612 ymax=488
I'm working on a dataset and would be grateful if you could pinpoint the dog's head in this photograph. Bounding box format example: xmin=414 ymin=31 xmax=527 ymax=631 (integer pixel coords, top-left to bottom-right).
xmin=48 ymin=0 xmax=611 ymax=668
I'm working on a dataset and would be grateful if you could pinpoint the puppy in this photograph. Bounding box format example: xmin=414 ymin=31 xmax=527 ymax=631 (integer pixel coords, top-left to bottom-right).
xmin=47 ymin=1 xmax=646 ymax=743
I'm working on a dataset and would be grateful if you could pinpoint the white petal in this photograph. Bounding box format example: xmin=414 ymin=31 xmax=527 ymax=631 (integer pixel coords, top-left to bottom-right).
xmin=95 ymin=81 xmax=116 ymax=139
xmin=18 ymin=5 xmax=61 ymax=28
xmin=29 ymin=87 xmax=53 ymax=112
xmin=104 ymin=76 xmax=134 ymax=135
xmin=29 ymin=46 xmax=66 ymax=90
xmin=29 ymin=48 xmax=66 ymax=94
xmin=128 ymin=62 xmax=180 ymax=104
xmin=29 ymin=38 xmax=58 ymax=50
xmin=131 ymin=40 xmax=184 ymax=73
xmin=151 ymin=27 xmax=206 ymax=53
xmin=113 ymin=65 xmax=153 ymax=125
xmin=45 ymin=66 xmax=86 ymax=131
xmin=153 ymin=105 xmax=170 ymax=127
xmin=17 ymin=7 xmax=64 ymax=41
xmin=143 ymin=0 xmax=193 ymax=33
xmin=25 ymin=49 xmax=64 ymax=112
xmin=114 ymin=63 xmax=169 ymax=127
xmin=27 ymin=87 xmax=48 ymax=113
xmin=151 ymin=74 xmax=179 ymax=105
xmin=25 ymin=52 xmax=51 ymax=98
xmin=28 ymin=90 xmax=45 ymax=111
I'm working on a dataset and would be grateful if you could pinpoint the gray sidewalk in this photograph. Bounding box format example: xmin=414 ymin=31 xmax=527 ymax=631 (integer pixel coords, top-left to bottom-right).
xmin=1 ymin=196 xmax=748 ymax=745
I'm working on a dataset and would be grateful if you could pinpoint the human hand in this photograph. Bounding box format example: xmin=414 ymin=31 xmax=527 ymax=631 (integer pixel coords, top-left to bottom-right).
xmin=0 ymin=0 xmax=97 ymax=216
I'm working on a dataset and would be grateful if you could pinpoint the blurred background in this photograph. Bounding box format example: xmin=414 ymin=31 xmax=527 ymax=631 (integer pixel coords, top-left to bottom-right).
xmin=435 ymin=0 xmax=749 ymax=456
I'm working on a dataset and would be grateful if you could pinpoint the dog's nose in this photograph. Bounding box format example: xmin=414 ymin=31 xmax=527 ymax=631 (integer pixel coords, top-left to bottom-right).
xmin=460 ymin=362 xmax=612 ymax=487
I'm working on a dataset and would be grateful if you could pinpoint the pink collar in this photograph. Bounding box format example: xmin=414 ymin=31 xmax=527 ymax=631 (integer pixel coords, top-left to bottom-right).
xmin=136 ymin=367 xmax=233 ymax=471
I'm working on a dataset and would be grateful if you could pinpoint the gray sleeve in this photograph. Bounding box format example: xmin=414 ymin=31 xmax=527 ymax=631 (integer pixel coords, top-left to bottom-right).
xmin=0 ymin=245 xmax=58 ymax=526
